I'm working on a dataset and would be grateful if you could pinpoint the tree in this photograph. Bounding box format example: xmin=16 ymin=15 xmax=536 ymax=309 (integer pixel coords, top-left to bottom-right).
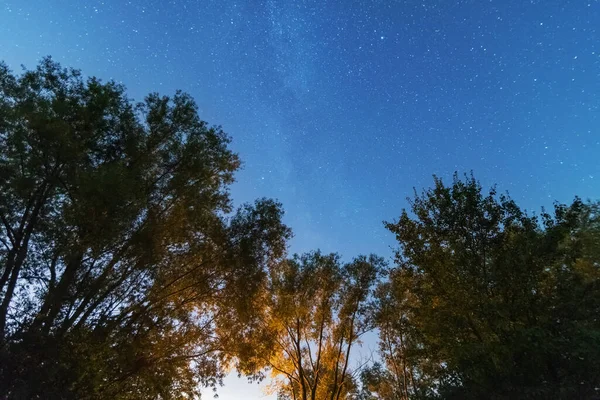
xmin=236 ymin=251 xmax=385 ymax=400
xmin=365 ymin=279 xmax=440 ymax=400
xmin=379 ymin=174 xmax=600 ymax=399
xmin=357 ymin=362 xmax=401 ymax=400
xmin=0 ymin=58 xmax=292 ymax=398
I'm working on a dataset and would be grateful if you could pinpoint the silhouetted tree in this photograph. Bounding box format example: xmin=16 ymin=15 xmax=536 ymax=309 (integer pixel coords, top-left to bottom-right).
xmin=376 ymin=174 xmax=600 ymax=399
xmin=0 ymin=58 xmax=291 ymax=399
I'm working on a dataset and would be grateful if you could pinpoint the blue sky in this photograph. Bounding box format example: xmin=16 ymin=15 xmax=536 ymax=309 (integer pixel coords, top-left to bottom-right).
xmin=1 ymin=0 xmax=599 ymax=398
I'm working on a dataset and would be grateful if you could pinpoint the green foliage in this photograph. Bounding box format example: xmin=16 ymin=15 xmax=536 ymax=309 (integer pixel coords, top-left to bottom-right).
xmin=0 ymin=58 xmax=291 ymax=399
xmin=375 ymin=174 xmax=600 ymax=399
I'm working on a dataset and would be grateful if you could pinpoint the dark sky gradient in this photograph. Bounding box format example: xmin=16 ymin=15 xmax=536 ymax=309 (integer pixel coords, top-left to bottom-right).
xmin=1 ymin=1 xmax=599 ymax=397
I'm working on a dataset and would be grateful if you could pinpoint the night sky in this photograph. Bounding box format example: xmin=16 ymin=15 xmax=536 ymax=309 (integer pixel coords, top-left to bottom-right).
xmin=1 ymin=0 xmax=599 ymax=398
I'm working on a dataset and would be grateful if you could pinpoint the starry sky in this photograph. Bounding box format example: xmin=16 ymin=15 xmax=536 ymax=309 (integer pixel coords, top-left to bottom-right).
xmin=1 ymin=0 xmax=599 ymax=398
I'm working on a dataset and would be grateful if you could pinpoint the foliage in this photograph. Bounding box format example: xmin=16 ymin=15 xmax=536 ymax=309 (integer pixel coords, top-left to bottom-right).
xmin=0 ymin=58 xmax=291 ymax=399
xmin=2 ymin=57 xmax=599 ymax=400
xmin=374 ymin=174 xmax=600 ymax=399
xmin=235 ymin=251 xmax=386 ymax=400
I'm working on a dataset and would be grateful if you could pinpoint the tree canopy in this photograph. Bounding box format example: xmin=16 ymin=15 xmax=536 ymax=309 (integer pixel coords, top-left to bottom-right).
xmin=370 ymin=174 xmax=600 ymax=399
xmin=0 ymin=57 xmax=291 ymax=399
xmin=1 ymin=58 xmax=598 ymax=400
xmin=245 ymin=251 xmax=386 ymax=400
